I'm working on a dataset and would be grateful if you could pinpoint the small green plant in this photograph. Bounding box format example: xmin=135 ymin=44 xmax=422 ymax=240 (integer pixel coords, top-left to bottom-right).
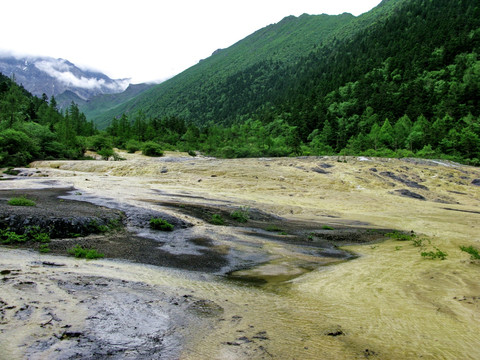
xmin=230 ymin=206 xmax=250 ymax=223
xmin=210 ymin=214 xmax=225 ymax=225
xmin=7 ymin=196 xmax=36 ymax=206
xmin=460 ymin=245 xmax=480 ymax=260
xmin=386 ymin=231 xmax=416 ymax=241
xmin=39 ymin=244 xmax=51 ymax=253
xmin=150 ymin=218 xmax=174 ymax=231
xmin=107 ymin=218 xmax=122 ymax=230
xmin=421 ymin=247 xmax=448 ymax=260
xmin=25 ymin=226 xmax=51 ymax=243
xmin=88 ymin=220 xmax=110 ymax=233
xmin=68 ymin=245 xmax=104 ymax=259
xmin=3 ymin=168 xmax=20 ymax=175
xmin=279 ymin=231 xmax=288 ymax=236
xmin=395 ymin=246 xmax=402 ymax=251
xmin=188 ymin=150 xmax=197 ymax=157
xmin=0 ymin=229 xmax=27 ymax=244
xmin=322 ymin=225 xmax=334 ymax=230
xmin=412 ymin=238 xmax=424 ymax=247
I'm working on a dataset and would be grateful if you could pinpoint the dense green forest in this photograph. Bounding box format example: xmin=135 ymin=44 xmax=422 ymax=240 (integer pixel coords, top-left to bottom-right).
xmin=103 ymin=0 xmax=480 ymax=164
xmin=1 ymin=0 xmax=480 ymax=167
xmin=0 ymin=73 xmax=96 ymax=166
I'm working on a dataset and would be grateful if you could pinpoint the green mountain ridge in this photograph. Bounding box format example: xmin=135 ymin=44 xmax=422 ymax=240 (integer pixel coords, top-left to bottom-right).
xmin=91 ymin=11 xmax=360 ymax=127
xmin=97 ymin=0 xmax=480 ymax=163
xmin=91 ymin=0 xmax=408 ymax=128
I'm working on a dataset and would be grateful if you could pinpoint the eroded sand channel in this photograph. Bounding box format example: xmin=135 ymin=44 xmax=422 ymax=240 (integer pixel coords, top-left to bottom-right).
xmin=1 ymin=152 xmax=480 ymax=359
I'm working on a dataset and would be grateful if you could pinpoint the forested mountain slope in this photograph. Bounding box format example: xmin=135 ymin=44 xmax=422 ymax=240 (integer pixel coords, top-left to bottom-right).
xmin=92 ymin=0 xmax=409 ymax=128
xmin=92 ymin=11 xmax=358 ymax=127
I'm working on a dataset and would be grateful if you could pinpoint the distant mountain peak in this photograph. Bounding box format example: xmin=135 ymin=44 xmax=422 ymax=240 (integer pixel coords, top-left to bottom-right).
xmin=0 ymin=55 xmax=130 ymax=103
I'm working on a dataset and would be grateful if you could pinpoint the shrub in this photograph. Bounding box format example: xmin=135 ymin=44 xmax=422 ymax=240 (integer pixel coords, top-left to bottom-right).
xmin=68 ymin=245 xmax=104 ymax=259
xmin=25 ymin=226 xmax=50 ymax=243
xmin=210 ymin=214 xmax=225 ymax=225
xmin=87 ymin=134 xmax=112 ymax=152
xmin=3 ymin=168 xmax=20 ymax=175
xmin=188 ymin=150 xmax=197 ymax=157
xmin=421 ymin=248 xmax=448 ymax=260
xmin=266 ymin=225 xmax=283 ymax=232
xmin=460 ymin=245 xmax=480 ymax=260
xmin=0 ymin=229 xmax=27 ymax=244
xmin=88 ymin=220 xmax=110 ymax=233
xmin=8 ymin=196 xmax=36 ymax=206
xmin=412 ymin=238 xmax=424 ymax=247
xmin=150 ymin=218 xmax=174 ymax=231
xmin=125 ymin=140 xmax=142 ymax=153
xmin=386 ymin=231 xmax=416 ymax=241
xmin=230 ymin=207 xmax=250 ymax=223
xmin=39 ymin=244 xmax=51 ymax=253
xmin=142 ymin=142 xmax=164 ymax=157
xmin=97 ymin=147 xmax=114 ymax=160
xmin=0 ymin=128 xmax=38 ymax=167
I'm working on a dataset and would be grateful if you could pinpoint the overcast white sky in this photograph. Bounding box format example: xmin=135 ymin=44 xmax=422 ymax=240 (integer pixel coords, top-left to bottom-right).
xmin=1 ymin=0 xmax=382 ymax=84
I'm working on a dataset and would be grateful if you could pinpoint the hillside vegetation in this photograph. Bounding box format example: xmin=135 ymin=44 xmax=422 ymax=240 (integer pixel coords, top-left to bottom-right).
xmin=0 ymin=74 xmax=95 ymax=167
xmin=1 ymin=0 xmax=480 ymax=167
xmin=99 ymin=0 xmax=480 ymax=164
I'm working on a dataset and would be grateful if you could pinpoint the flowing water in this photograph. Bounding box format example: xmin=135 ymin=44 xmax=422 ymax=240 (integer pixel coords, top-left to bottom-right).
xmin=2 ymin=153 xmax=480 ymax=359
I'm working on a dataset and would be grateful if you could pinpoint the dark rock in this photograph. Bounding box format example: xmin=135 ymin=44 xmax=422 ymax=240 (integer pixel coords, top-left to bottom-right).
xmin=224 ymin=341 xmax=241 ymax=346
xmin=187 ymin=299 xmax=224 ymax=317
xmin=59 ymin=331 xmax=83 ymax=340
xmin=312 ymin=167 xmax=329 ymax=174
xmin=326 ymin=330 xmax=345 ymax=337
xmin=471 ymin=179 xmax=480 ymax=186
xmin=394 ymin=189 xmax=426 ymax=200
xmin=319 ymin=163 xmax=334 ymax=169
xmin=370 ymin=168 xmax=378 ymax=172
xmin=380 ymin=171 xmax=428 ymax=190
xmin=252 ymin=331 xmax=269 ymax=340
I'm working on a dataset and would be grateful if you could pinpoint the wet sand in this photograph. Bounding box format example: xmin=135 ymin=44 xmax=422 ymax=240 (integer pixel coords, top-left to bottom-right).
xmin=1 ymin=152 xmax=480 ymax=359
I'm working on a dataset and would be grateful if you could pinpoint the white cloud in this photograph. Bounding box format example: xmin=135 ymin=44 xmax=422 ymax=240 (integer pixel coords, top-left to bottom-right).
xmin=34 ymin=59 xmax=128 ymax=92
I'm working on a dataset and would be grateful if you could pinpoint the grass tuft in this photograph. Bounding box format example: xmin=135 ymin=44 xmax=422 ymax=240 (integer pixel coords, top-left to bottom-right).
xmin=460 ymin=245 xmax=480 ymax=260
xmin=210 ymin=214 xmax=225 ymax=225
xmin=150 ymin=218 xmax=174 ymax=231
xmin=68 ymin=245 xmax=104 ymax=259
xmin=8 ymin=196 xmax=36 ymax=206
xmin=421 ymin=247 xmax=448 ymax=260
xmin=230 ymin=206 xmax=250 ymax=223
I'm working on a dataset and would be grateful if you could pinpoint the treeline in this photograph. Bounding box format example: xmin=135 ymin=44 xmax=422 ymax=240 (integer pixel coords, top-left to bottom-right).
xmin=0 ymin=73 xmax=96 ymax=166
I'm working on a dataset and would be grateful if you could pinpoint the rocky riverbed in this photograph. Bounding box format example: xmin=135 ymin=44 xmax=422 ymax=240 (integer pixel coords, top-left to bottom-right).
xmin=1 ymin=152 xmax=480 ymax=359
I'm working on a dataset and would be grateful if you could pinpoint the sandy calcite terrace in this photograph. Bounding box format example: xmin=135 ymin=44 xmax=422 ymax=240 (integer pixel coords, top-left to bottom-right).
xmin=1 ymin=151 xmax=480 ymax=359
